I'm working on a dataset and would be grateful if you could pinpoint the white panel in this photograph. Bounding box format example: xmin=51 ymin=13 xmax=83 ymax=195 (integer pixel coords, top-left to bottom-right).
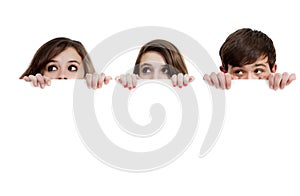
xmin=1 ymin=80 xmax=299 ymax=195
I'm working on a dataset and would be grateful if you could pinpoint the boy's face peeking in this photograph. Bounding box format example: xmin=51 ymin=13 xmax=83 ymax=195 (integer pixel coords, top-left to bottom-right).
xmin=224 ymin=55 xmax=276 ymax=79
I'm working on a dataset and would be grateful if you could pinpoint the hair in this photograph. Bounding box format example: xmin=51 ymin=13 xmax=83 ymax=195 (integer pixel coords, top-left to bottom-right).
xmin=19 ymin=37 xmax=95 ymax=79
xmin=133 ymin=39 xmax=188 ymax=77
xmin=219 ymin=28 xmax=276 ymax=71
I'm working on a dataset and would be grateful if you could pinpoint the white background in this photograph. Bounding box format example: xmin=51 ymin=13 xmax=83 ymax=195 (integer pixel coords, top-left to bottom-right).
xmin=1 ymin=0 xmax=300 ymax=195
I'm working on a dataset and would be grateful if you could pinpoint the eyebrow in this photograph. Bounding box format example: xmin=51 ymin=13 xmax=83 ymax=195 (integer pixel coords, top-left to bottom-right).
xmin=140 ymin=63 xmax=153 ymax=67
xmin=253 ymin=63 xmax=267 ymax=67
xmin=140 ymin=63 xmax=168 ymax=67
xmin=48 ymin=60 xmax=80 ymax=64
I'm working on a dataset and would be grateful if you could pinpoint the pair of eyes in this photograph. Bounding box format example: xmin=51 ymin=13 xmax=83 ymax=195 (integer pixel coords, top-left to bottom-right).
xmin=233 ymin=68 xmax=264 ymax=75
xmin=141 ymin=66 xmax=170 ymax=74
xmin=47 ymin=64 xmax=78 ymax=72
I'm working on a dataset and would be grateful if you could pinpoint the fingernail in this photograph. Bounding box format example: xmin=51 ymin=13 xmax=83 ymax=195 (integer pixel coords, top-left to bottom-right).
xmin=189 ymin=77 xmax=193 ymax=81
xmin=128 ymin=87 xmax=132 ymax=90
xmin=133 ymin=85 xmax=136 ymax=88
xmin=184 ymin=84 xmax=188 ymax=86
xmin=173 ymin=84 xmax=176 ymax=87
xmin=179 ymin=86 xmax=182 ymax=88
xmin=124 ymin=85 xmax=127 ymax=88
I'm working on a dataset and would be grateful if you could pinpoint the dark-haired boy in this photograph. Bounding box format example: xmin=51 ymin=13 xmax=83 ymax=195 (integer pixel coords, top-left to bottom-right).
xmin=204 ymin=28 xmax=296 ymax=90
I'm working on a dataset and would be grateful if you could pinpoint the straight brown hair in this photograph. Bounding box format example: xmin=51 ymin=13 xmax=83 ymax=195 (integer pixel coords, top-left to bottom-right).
xmin=133 ymin=39 xmax=188 ymax=77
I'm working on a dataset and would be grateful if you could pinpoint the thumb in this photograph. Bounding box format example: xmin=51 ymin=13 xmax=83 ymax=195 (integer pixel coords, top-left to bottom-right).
xmin=115 ymin=76 xmax=121 ymax=82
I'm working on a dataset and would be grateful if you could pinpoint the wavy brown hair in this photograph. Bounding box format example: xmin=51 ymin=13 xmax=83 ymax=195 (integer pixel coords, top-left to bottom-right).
xmin=20 ymin=37 xmax=95 ymax=79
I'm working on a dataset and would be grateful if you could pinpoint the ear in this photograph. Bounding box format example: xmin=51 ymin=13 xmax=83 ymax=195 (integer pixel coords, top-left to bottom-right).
xmin=219 ymin=66 xmax=227 ymax=73
xmin=271 ymin=64 xmax=277 ymax=73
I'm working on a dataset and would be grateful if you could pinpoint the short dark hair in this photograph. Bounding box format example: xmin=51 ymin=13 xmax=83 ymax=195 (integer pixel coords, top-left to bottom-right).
xmin=219 ymin=28 xmax=276 ymax=71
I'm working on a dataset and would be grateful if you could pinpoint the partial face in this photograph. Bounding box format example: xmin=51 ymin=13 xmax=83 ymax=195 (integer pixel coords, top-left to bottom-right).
xmin=42 ymin=47 xmax=84 ymax=79
xmin=227 ymin=56 xmax=274 ymax=79
xmin=138 ymin=51 xmax=170 ymax=79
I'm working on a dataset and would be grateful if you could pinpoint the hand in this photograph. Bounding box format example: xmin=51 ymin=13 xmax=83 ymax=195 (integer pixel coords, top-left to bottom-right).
xmin=23 ymin=73 xmax=51 ymax=89
xmin=268 ymin=72 xmax=296 ymax=90
xmin=203 ymin=72 xmax=232 ymax=89
xmin=85 ymin=73 xmax=112 ymax=89
xmin=171 ymin=73 xmax=195 ymax=88
xmin=115 ymin=73 xmax=140 ymax=90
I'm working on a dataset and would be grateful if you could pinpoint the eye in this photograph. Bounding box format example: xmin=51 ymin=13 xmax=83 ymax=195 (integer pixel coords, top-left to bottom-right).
xmin=68 ymin=65 xmax=78 ymax=72
xmin=234 ymin=70 xmax=244 ymax=75
xmin=47 ymin=65 xmax=58 ymax=72
xmin=161 ymin=67 xmax=170 ymax=74
xmin=142 ymin=67 xmax=151 ymax=73
xmin=254 ymin=69 xmax=263 ymax=74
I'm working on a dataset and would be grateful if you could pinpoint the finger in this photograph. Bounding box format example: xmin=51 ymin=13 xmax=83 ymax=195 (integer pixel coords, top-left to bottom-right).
xmin=273 ymin=73 xmax=282 ymax=91
xmin=23 ymin=76 xmax=30 ymax=82
xmin=119 ymin=74 xmax=127 ymax=87
xmin=280 ymin=72 xmax=289 ymax=89
xmin=132 ymin=74 xmax=137 ymax=88
xmin=28 ymin=75 xmax=38 ymax=87
xmin=97 ymin=73 xmax=106 ymax=89
xmin=92 ymin=73 xmax=99 ymax=89
xmin=224 ymin=73 xmax=232 ymax=89
xmin=85 ymin=73 xmax=92 ymax=89
xmin=104 ymin=76 xmax=112 ymax=85
xmin=36 ymin=73 xmax=45 ymax=89
xmin=171 ymin=74 xmax=177 ymax=87
xmin=126 ymin=73 xmax=133 ymax=90
xmin=217 ymin=72 xmax=226 ymax=89
xmin=115 ymin=75 xmax=122 ymax=83
xmin=189 ymin=76 xmax=195 ymax=82
xmin=287 ymin=73 xmax=296 ymax=85
xmin=177 ymin=73 xmax=184 ymax=88
xmin=268 ymin=74 xmax=274 ymax=89
xmin=210 ymin=72 xmax=220 ymax=89
xmin=183 ymin=74 xmax=189 ymax=86
xmin=44 ymin=76 xmax=51 ymax=86
xmin=203 ymin=74 xmax=213 ymax=86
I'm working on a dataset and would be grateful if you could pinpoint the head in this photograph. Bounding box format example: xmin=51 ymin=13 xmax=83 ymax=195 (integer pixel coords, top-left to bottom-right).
xmin=20 ymin=37 xmax=95 ymax=79
xmin=133 ymin=39 xmax=188 ymax=79
xmin=219 ymin=28 xmax=277 ymax=79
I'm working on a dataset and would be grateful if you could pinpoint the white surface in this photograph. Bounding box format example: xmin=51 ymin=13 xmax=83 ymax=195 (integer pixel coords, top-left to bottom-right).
xmin=0 ymin=80 xmax=299 ymax=196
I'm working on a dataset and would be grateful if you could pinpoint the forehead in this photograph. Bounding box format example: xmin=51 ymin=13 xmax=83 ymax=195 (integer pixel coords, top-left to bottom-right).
xmin=231 ymin=55 xmax=269 ymax=68
xmin=52 ymin=47 xmax=82 ymax=62
xmin=140 ymin=51 xmax=166 ymax=64
xmin=253 ymin=55 xmax=269 ymax=64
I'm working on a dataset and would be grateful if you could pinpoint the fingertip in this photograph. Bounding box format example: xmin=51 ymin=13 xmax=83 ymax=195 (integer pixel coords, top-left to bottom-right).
xmin=115 ymin=76 xmax=121 ymax=82
xmin=23 ymin=76 xmax=29 ymax=82
xmin=189 ymin=76 xmax=195 ymax=82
